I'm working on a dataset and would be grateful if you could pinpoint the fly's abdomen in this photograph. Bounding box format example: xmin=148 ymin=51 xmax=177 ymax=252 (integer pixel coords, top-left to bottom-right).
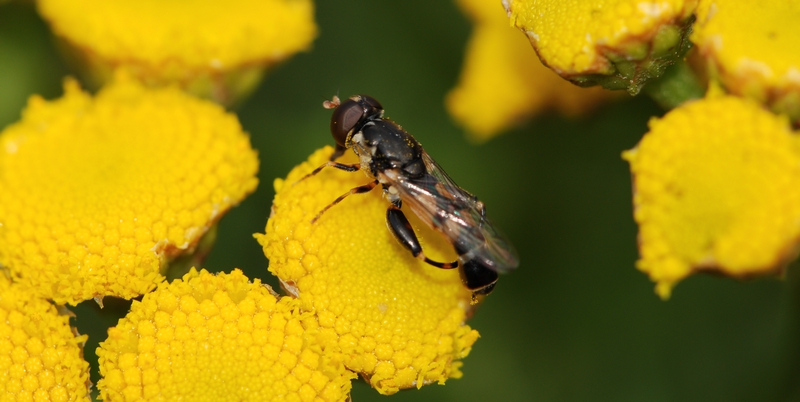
xmin=459 ymin=259 xmax=498 ymax=295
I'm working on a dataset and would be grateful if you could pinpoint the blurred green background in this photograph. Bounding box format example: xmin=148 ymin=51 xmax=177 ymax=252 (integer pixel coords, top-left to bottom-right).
xmin=1 ymin=1 xmax=799 ymax=401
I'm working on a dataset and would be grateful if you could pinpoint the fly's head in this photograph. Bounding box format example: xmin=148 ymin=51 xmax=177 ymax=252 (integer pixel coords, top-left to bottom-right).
xmin=327 ymin=95 xmax=384 ymax=151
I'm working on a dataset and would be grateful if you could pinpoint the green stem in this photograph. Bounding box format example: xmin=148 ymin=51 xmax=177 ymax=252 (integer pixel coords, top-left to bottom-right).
xmin=165 ymin=224 xmax=219 ymax=281
xmin=643 ymin=60 xmax=705 ymax=110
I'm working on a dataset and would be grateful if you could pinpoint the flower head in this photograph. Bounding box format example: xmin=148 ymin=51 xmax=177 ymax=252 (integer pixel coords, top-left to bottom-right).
xmin=447 ymin=0 xmax=615 ymax=141
xmin=505 ymin=0 xmax=697 ymax=94
xmin=37 ymin=0 xmax=317 ymax=104
xmin=255 ymin=147 xmax=480 ymax=395
xmin=0 ymin=273 xmax=90 ymax=401
xmin=96 ymin=268 xmax=355 ymax=401
xmin=0 ymin=77 xmax=259 ymax=305
xmin=691 ymin=0 xmax=800 ymax=119
xmin=623 ymin=90 xmax=800 ymax=298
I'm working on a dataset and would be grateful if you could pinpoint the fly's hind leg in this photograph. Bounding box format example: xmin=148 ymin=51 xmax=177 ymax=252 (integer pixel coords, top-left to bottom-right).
xmin=386 ymin=205 xmax=459 ymax=269
xmin=311 ymin=179 xmax=379 ymax=223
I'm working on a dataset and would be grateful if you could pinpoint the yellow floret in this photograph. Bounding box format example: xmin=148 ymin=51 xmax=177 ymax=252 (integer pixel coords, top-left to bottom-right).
xmin=505 ymin=0 xmax=697 ymax=93
xmin=96 ymin=268 xmax=355 ymax=402
xmin=0 ymin=273 xmax=90 ymax=401
xmin=255 ymin=147 xmax=480 ymax=395
xmin=37 ymin=0 xmax=317 ymax=104
xmin=623 ymin=91 xmax=800 ymax=298
xmin=447 ymin=0 xmax=615 ymax=141
xmin=691 ymin=1 xmax=800 ymax=119
xmin=0 ymin=76 xmax=259 ymax=305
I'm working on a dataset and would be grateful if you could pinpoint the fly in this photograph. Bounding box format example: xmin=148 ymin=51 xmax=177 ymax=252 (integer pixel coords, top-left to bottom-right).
xmin=300 ymin=94 xmax=519 ymax=302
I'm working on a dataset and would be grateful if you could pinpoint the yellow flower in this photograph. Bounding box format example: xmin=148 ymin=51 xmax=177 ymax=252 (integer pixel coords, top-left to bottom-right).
xmin=447 ymin=0 xmax=615 ymax=141
xmin=622 ymin=91 xmax=800 ymax=298
xmin=96 ymin=268 xmax=355 ymax=402
xmin=255 ymin=147 xmax=480 ymax=395
xmin=505 ymin=0 xmax=697 ymax=94
xmin=36 ymin=0 xmax=317 ymax=104
xmin=0 ymin=273 xmax=90 ymax=401
xmin=691 ymin=0 xmax=800 ymax=119
xmin=0 ymin=76 xmax=259 ymax=305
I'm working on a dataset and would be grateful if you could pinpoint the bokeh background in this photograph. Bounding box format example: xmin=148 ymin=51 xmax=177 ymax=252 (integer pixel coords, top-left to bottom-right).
xmin=1 ymin=1 xmax=799 ymax=401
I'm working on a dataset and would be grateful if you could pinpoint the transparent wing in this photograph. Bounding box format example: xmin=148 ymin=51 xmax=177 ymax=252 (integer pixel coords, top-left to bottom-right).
xmin=383 ymin=151 xmax=519 ymax=273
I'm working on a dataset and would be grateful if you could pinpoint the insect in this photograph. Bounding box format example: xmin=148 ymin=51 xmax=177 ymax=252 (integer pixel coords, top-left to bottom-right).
xmin=301 ymin=94 xmax=518 ymax=301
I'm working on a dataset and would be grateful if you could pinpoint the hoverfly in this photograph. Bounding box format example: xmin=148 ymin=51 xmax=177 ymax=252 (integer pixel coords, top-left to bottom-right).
xmin=301 ymin=94 xmax=518 ymax=301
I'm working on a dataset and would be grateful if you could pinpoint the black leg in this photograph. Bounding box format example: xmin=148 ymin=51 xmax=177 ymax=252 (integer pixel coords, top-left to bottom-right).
xmin=296 ymin=161 xmax=361 ymax=184
xmin=311 ymin=180 xmax=379 ymax=223
xmin=386 ymin=206 xmax=459 ymax=269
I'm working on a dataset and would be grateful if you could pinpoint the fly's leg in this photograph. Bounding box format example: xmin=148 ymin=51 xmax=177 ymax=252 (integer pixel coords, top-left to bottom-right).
xmin=386 ymin=205 xmax=459 ymax=269
xmin=296 ymin=160 xmax=360 ymax=184
xmin=329 ymin=144 xmax=347 ymax=161
xmin=311 ymin=180 xmax=379 ymax=223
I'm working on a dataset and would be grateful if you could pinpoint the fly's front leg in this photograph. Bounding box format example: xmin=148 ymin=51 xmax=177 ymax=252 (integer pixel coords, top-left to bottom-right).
xmin=311 ymin=180 xmax=379 ymax=223
xmin=296 ymin=160 xmax=361 ymax=184
xmin=386 ymin=205 xmax=459 ymax=269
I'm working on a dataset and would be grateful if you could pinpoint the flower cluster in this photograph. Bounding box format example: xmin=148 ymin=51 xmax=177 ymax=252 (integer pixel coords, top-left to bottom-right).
xmin=0 ymin=273 xmax=90 ymax=401
xmin=256 ymin=147 xmax=480 ymax=394
xmin=623 ymin=89 xmax=800 ymax=298
xmin=446 ymin=0 xmax=616 ymax=140
xmin=456 ymin=0 xmax=800 ymax=296
xmin=37 ymin=0 xmax=317 ymax=104
xmin=0 ymin=76 xmax=259 ymax=305
xmin=96 ymin=269 xmax=355 ymax=402
xmin=504 ymin=0 xmax=697 ymax=94
xmin=1 ymin=2 xmax=495 ymax=401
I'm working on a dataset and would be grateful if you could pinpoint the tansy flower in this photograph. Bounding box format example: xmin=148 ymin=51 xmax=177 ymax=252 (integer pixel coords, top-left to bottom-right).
xmin=691 ymin=0 xmax=800 ymax=120
xmin=446 ymin=0 xmax=616 ymax=141
xmin=96 ymin=268 xmax=355 ymax=402
xmin=504 ymin=0 xmax=698 ymax=95
xmin=36 ymin=0 xmax=317 ymax=105
xmin=622 ymin=90 xmax=800 ymax=299
xmin=255 ymin=147 xmax=480 ymax=395
xmin=0 ymin=273 xmax=90 ymax=401
xmin=0 ymin=76 xmax=259 ymax=305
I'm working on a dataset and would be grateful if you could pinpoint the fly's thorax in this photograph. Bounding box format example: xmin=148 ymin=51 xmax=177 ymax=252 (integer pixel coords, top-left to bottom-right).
xmin=360 ymin=119 xmax=426 ymax=180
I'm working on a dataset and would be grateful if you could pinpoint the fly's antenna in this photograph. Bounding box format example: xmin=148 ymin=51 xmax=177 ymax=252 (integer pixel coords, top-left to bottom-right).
xmin=323 ymin=95 xmax=341 ymax=109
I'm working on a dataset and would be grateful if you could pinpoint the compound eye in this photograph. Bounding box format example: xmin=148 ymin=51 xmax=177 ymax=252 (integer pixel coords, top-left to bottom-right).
xmin=330 ymin=98 xmax=363 ymax=147
xmin=359 ymin=95 xmax=383 ymax=115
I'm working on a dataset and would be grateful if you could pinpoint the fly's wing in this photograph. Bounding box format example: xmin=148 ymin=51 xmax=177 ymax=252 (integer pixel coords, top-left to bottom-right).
xmin=386 ymin=151 xmax=519 ymax=273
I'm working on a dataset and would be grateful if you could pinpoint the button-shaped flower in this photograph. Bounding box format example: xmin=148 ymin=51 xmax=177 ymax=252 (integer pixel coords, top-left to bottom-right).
xmin=255 ymin=147 xmax=480 ymax=395
xmin=0 ymin=273 xmax=90 ymax=401
xmin=0 ymin=77 xmax=259 ymax=305
xmin=96 ymin=268 xmax=355 ymax=401
xmin=623 ymin=91 xmax=800 ymax=298
xmin=36 ymin=0 xmax=317 ymax=104
xmin=447 ymin=0 xmax=615 ymax=141
xmin=505 ymin=0 xmax=697 ymax=94
xmin=691 ymin=1 xmax=800 ymax=119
